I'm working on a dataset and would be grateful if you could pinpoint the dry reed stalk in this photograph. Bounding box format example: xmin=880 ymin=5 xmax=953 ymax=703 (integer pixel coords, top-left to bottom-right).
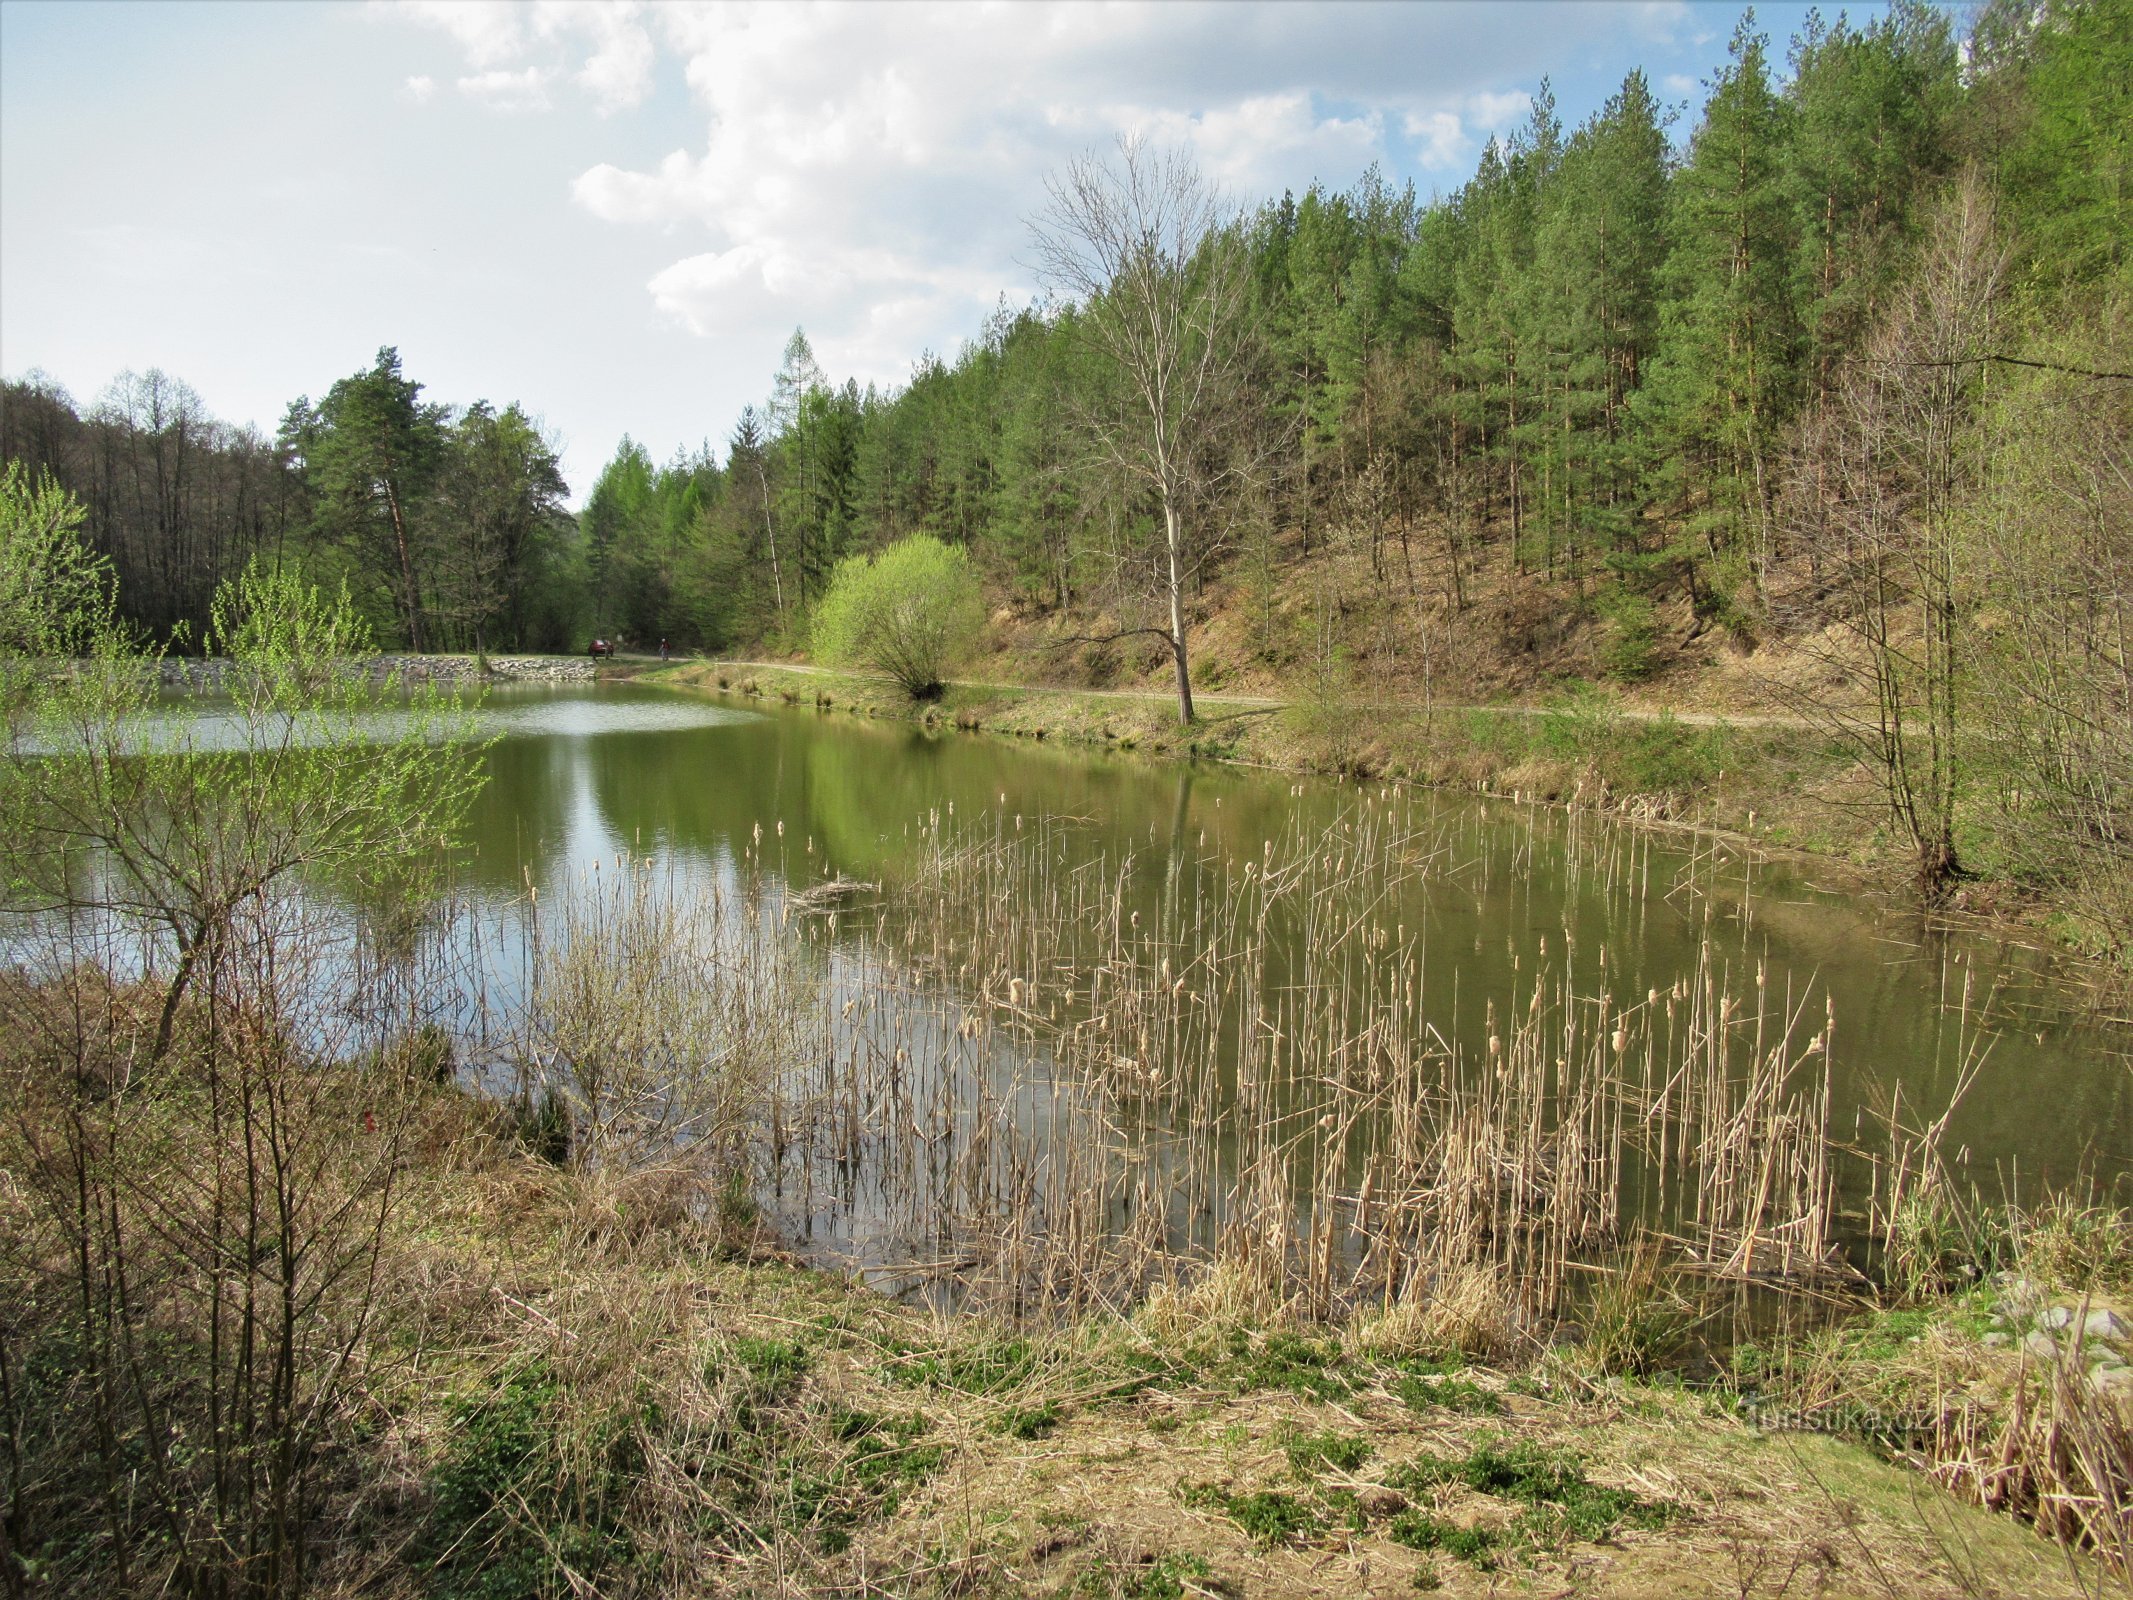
xmin=750 ymin=797 xmax=1860 ymax=1342
xmin=1922 ymin=1319 xmax=2133 ymax=1588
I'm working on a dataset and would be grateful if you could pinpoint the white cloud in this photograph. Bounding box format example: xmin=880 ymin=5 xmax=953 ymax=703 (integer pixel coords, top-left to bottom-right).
xmin=385 ymin=0 xmax=654 ymax=113
xmin=573 ymin=150 xmax=705 ymax=227
xmin=555 ymin=1 xmax=1548 ymax=393
xmin=1404 ymin=109 xmax=1468 ymax=171
xmin=403 ymin=73 xmax=436 ymax=102
xmin=1662 ymin=72 xmax=1698 ymax=98
xmin=389 ymin=1 xmax=1704 ymax=411
xmin=574 ymin=18 xmax=654 ymax=113
xmin=1466 ymin=89 xmax=1534 ymax=139
xmin=457 ymin=65 xmax=553 ymax=111
xmin=389 ymin=0 xmax=529 ymax=69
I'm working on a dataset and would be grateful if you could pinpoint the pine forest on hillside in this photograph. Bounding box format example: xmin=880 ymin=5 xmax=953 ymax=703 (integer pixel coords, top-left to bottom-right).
xmin=4 ymin=0 xmax=2129 ymax=910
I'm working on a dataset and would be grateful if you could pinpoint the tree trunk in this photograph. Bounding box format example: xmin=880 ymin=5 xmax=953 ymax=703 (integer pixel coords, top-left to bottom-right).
xmin=1164 ymin=500 xmax=1195 ymax=725
xmin=751 ymin=460 xmax=785 ymax=629
xmin=383 ymin=482 xmax=425 ymax=652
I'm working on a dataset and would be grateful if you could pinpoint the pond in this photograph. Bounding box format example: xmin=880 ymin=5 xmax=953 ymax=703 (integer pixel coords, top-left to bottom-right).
xmin=442 ymin=680 xmax=2131 ymax=1313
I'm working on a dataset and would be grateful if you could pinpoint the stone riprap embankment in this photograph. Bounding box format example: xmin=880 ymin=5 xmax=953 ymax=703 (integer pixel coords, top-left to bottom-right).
xmin=158 ymin=654 xmax=595 ymax=689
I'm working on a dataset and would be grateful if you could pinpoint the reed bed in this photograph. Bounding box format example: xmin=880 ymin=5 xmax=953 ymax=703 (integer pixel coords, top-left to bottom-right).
xmin=728 ymin=794 xmax=1853 ymax=1342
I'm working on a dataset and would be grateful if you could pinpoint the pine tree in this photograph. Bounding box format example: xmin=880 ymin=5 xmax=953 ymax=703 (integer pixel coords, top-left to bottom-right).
xmin=1643 ymin=13 xmax=1800 ymax=612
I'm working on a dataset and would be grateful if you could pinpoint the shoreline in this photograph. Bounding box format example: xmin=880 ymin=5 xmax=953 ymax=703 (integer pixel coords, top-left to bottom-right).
xmin=647 ymin=656 xmax=2111 ymax=986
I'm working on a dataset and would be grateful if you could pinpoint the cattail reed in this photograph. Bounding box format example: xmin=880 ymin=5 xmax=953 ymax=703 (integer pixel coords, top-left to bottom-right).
xmin=669 ymin=795 xmax=1877 ymax=1333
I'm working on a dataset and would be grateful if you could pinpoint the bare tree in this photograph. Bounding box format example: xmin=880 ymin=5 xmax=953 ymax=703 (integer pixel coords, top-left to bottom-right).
xmin=1777 ymin=170 xmax=2005 ymax=903
xmin=1030 ymin=137 xmax=1262 ymax=724
xmin=1969 ymin=313 xmax=2133 ymax=954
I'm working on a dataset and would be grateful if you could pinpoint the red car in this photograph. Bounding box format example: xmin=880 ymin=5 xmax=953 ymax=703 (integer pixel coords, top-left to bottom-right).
xmin=588 ymin=639 xmax=616 ymax=658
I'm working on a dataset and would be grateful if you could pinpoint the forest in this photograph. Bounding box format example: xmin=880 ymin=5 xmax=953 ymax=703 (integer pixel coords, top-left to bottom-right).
xmin=2 ymin=0 xmax=2126 ymax=898
xmin=4 ymin=3 xmax=2121 ymax=656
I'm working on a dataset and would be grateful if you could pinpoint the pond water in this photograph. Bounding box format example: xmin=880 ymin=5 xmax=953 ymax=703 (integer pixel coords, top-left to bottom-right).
xmin=33 ymin=676 xmax=2113 ymax=1310
xmin=432 ymin=680 xmax=2132 ymax=1307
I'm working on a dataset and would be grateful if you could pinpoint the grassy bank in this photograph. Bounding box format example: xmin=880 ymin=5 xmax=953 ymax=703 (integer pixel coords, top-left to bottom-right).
xmin=9 ymin=1068 xmax=2114 ymax=1599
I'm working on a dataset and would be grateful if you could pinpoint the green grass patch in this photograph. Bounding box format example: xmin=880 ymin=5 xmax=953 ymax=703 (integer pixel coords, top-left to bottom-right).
xmin=993 ymin=1401 xmax=1062 ymax=1440
xmin=791 ymin=1406 xmax=947 ymax=1554
xmin=727 ymin=1334 xmax=811 ymax=1396
xmin=1389 ymin=1435 xmax=1669 ymax=1551
xmin=1218 ymin=1329 xmax=1356 ymax=1400
xmin=1387 ymin=1511 xmax=1501 ymax=1567
xmin=881 ymin=1336 xmax=1043 ymax=1394
xmin=1388 ymin=1373 xmax=1503 ymax=1415
xmin=422 ymin=1360 xmax=647 ymax=1600
xmin=1279 ymin=1425 xmax=1371 ymax=1476
xmin=1075 ymin=1550 xmax=1215 ymax=1599
xmin=1179 ymin=1482 xmax=1321 ymax=1546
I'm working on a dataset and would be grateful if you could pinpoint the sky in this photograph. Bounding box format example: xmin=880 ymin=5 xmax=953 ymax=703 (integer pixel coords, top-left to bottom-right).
xmin=1 ymin=0 xmax=1877 ymax=500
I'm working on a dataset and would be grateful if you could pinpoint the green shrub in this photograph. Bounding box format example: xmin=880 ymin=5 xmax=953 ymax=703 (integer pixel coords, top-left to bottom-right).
xmin=810 ymin=534 xmax=984 ymax=700
xmin=1598 ymin=587 xmax=1660 ymax=682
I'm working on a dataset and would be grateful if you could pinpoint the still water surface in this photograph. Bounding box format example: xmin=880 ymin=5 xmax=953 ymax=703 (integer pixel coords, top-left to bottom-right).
xmin=455 ymin=679 xmax=2130 ymax=1235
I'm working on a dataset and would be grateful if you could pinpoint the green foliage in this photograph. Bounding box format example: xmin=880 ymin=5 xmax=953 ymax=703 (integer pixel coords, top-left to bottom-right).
xmin=811 ymin=533 xmax=985 ymax=699
xmin=1179 ymin=1482 xmax=1321 ymax=1545
xmin=438 ymin=401 xmax=574 ymax=652
xmin=2016 ymin=1199 xmax=2133 ymax=1293
xmin=1573 ymin=1249 xmax=1698 ymax=1376
xmin=1388 ymin=1436 xmax=1670 ymax=1553
xmin=1642 ymin=16 xmax=1800 ymax=576
xmin=1597 ymin=587 xmax=1660 ymax=683
xmin=517 ymin=1088 xmax=573 ymax=1166
xmin=1387 ymin=1511 xmax=1501 ymax=1565
xmin=1996 ymin=0 xmax=2133 ymax=290
xmin=1217 ymin=1329 xmax=1357 ymax=1400
xmin=728 ymin=1336 xmax=812 ymax=1397
xmin=1497 ymin=690 xmax=1740 ymax=804
xmin=1279 ymin=1426 xmax=1372 ymax=1475
xmin=424 ymin=1362 xmax=645 ymax=1600
xmin=0 ymin=462 xmax=114 ymax=657
xmin=1074 ymin=1549 xmax=1214 ymax=1599
xmin=293 ymin=347 xmax=451 ymax=649
xmin=993 ymin=1401 xmax=1062 ymax=1439
xmin=0 ymin=544 xmax=491 ymax=1596
xmin=789 ymin=1406 xmax=947 ymax=1552
xmin=881 ymin=1336 xmax=1043 ymax=1394
xmin=1389 ymin=1372 xmax=1504 ymax=1416
xmin=3 ymin=557 xmax=485 ymax=979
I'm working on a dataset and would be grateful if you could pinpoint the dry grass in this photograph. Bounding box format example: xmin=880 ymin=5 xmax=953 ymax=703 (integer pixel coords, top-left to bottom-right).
xmin=844 ymin=1333 xmax=2106 ymax=1599
xmin=1762 ymin=1200 xmax=2133 ymax=1591
xmin=8 ymin=964 xmax=2122 ymax=1597
xmin=310 ymin=1111 xmax=2120 ymax=1599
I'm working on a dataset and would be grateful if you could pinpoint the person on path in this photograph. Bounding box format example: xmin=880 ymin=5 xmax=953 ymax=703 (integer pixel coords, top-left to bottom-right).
xmin=660 ymin=638 xmax=669 ymax=663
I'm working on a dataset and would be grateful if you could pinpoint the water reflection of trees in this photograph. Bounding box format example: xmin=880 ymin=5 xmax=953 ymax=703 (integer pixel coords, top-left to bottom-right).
xmin=460 ymin=696 xmax=2131 ymax=1197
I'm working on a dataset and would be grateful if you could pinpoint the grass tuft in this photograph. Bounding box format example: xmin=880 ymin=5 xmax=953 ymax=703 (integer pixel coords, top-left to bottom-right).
xmin=1179 ymin=1482 xmax=1321 ymax=1546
